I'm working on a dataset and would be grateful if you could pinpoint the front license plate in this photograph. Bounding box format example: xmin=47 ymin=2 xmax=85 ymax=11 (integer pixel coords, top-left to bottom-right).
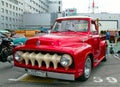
xmin=27 ymin=69 xmax=46 ymax=77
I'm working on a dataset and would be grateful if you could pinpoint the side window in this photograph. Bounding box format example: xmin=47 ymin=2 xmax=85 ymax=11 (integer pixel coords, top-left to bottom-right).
xmin=91 ymin=24 xmax=96 ymax=32
xmin=54 ymin=22 xmax=61 ymax=31
xmin=91 ymin=24 xmax=97 ymax=34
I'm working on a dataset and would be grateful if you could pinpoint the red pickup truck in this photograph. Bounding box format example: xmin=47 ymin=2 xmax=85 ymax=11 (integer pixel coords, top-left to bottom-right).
xmin=13 ymin=16 xmax=107 ymax=81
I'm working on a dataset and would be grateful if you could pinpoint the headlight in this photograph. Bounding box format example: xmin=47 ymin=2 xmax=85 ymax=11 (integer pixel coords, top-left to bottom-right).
xmin=60 ymin=54 xmax=72 ymax=67
xmin=14 ymin=51 xmax=23 ymax=61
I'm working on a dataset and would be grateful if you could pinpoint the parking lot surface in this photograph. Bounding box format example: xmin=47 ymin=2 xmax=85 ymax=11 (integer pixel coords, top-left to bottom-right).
xmin=0 ymin=54 xmax=120 ymax=87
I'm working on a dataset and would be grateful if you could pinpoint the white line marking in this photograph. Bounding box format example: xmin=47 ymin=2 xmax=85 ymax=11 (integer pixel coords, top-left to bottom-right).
xmin=113 ymin=54 xmax=120 ymax=61
xmin=8 ymin=73 xmax=28 ymax=81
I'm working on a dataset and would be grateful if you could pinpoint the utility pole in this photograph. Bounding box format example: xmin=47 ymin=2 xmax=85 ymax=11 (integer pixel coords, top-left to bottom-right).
xmin=88 ymin=0 xmax=98 ymax=14
xmin=92 ymin=0 xmax=95 ymax=13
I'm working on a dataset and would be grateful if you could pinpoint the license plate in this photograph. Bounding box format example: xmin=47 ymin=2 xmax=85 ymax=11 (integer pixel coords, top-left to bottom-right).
xmin=27 ymin=69 xmax=46 ymax=77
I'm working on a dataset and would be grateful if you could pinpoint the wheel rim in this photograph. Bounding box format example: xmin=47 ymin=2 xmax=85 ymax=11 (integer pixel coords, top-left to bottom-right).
xmin=84 ymin=57 xmax=91 ymax=78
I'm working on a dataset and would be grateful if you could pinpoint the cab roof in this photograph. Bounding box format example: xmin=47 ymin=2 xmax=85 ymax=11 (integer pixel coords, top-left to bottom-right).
xmin=56 ymin=16 xmax=94 ymax=20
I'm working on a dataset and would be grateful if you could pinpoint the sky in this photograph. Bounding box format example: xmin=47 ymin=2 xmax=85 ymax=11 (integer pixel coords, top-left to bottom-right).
xmin=62 ymin=0 xmax=120 ymax=13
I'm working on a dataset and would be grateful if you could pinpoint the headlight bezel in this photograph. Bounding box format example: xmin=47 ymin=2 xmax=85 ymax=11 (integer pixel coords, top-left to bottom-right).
xmin=60 ymin=54 xmax=72 ymax=67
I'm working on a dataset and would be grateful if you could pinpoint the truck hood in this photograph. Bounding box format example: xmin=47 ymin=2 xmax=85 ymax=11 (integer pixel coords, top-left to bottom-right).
xmin=25 ymin=32 xmax=89 ymax=47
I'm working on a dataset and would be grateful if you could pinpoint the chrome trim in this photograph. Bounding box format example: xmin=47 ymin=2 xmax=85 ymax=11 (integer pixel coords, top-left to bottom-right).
xmin=26 ymin=69 xmax=75 ymax=80
xmin=47 ymin=72 xmax=75 ymax=80
xmin=14 ymin=66 xmax=75 ymax=80
xmin=18 ymin=51 xmax=62 ymax=69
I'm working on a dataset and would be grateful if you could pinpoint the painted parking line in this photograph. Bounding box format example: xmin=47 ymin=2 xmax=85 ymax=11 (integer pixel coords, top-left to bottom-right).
xmin=8 ymin=73 xmax=28 ymax=82
xmin=8 ymin=73 xmax=54 ymax=83
xmin=113 ymin=54 xmax=120 ymax=61
xmin=93 ymin=76 xmax=118 ymax=83
xmin=8 ymin=73 xmax=70 ymax=83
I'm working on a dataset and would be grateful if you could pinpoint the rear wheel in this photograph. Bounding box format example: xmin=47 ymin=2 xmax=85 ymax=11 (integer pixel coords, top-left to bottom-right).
xmin=102 ymin=45 xmax=107 ymax=62
xmin=79 ymin=56 xmax=92 ymax=81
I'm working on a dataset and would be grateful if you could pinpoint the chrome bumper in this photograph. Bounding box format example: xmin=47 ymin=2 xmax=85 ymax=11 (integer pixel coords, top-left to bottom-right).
xmin=26 ymin=69 xmax=75 ymax=81
xmin=47 ymin=72 xmax=75 ymax=80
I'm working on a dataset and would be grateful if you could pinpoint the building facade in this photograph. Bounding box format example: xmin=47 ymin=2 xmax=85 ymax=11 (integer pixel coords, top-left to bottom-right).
xmin=77 ymin=13 xmax=120 ymax=32
xmin=64 ymin=8 xmax=77 ymax=16
xmin=22 ymin=13 xmax=62 ymax=29
xmin=0 ymin=0 xmax=24 ymax=29
xmin=0 ymin=0 xmax=62 ymax=29
xmin=48 ymin=0 xmax=62 ymax=13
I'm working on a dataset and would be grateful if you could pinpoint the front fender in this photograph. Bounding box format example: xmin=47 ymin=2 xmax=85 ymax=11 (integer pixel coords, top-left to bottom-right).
xmin=69 ymin=43 xmax=93 ymax=78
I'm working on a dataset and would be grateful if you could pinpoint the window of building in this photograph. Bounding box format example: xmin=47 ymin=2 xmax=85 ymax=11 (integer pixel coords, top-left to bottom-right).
xmin=21 ymin=9 xmax=23 ymax=11
xmin=6 ymin=2 xmax=8 ymax=7
xmin=9 ymin=0 xmax=18 ymax=5
xmin=21 ymin=14 xmax=23 ymax=17
xmin=9 ymin=4 xmax=12 ymax=8
xmin=9 ymin=17 xmax=12 ymax=21
xmin=33 ymin=1 xmax=35 ymax=4
xmin=13 ymin=12 xmax=15 ymax=16
xmin=36 ymin=3 xmax=38 ymax=6
xmin=6 ymin=9 xmax=8 ymax=14
xmin=6 ymin=16 xmax=8 ymax=21
xmin=21 ymin=3 xmax=23 ymax=5
xmin=58 ymin=6 xmax=61 ymax=12
xmin=13 ymin=6 xmax=15 ymax=10
xmin=9 ymin=11 xmax=12 ymax=15
xmin=6 ymin=24 xmax=8 ymax=28
xmin=1 ymin=8 xmax=4 ymax=13
xmin=19 ymin=8 xmax=20 ymax=11
xmin=13 ymin=25 xmax=15 ymax=28
xmin=9 ymin=24 xmax=12 ymax=28
xmin=16 ymin=7 xmax=18 ymax=11
xmin=1 ymin=23 xmax=4 ymax=28
xmin=1 ymin=1 xmax=4 ymax=6
xmin=33 ymin=8 xmax=35 ymax=11
xmin=13 ymin=18 xmax=15 ymax=22
xmin=1 ymin=16 xmax=4 ymax=20
xmin=16 ymin=13 xmax=18 ymax=16
xmin=59 ymin=1 xmax=61 ymax=4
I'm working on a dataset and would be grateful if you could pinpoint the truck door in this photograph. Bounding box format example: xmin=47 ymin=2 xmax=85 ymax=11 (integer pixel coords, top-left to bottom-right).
xmin=91 ymin=24 xmax=101 ymax=58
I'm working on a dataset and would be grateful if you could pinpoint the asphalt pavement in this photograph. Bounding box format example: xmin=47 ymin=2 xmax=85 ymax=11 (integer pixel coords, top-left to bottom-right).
xmin=0 ymin=54 xmax=120 ymax=87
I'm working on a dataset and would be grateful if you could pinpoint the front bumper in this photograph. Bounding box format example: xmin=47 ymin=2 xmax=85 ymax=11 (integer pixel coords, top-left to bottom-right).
xmin=26 ymin=68 xmax=75 ymax=80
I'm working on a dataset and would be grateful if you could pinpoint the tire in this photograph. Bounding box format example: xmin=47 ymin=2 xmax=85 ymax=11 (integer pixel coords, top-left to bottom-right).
xmin=102 ymin=56 xmax=107 ymax=62
xmin=79 ymin=56 xmax=92 ymax=81
xmin=102 ymin=46 xmax=107 ymax=62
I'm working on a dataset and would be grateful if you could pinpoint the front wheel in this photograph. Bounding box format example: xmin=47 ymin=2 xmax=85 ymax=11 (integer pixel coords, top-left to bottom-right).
xmin=79 ymin=56 xmax=92 ymax=81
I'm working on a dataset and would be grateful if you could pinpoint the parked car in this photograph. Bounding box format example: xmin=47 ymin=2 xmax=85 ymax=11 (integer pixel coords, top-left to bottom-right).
xmin=12 ymin=34 xmax=27 ymax=46
xmin=0 ymin=31 xmax=27 ymax=63
xmin=0 ymin=33 xmax=5 ymax=44
xmin=13 ymin=16 xmax=107 ymax=81
xmin=0 ymin=32 xmax=13 ymax=62
xmin=0 ymin=29 xmax=10 ymax=34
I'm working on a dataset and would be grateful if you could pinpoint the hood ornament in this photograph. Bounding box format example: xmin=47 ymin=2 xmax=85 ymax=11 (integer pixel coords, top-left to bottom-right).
xmin=36 ymin=41 xmax=40 ymax=46
xmin=47 ymin=30 xmax=51 ymax=34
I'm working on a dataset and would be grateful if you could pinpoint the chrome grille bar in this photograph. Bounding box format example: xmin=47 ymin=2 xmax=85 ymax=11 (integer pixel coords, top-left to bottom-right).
xmin=18 ymin=51 xmax=62 ymax=69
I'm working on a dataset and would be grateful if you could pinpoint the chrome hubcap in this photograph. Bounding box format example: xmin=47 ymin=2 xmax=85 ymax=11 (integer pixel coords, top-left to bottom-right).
xmin=84 ymin=57 xmax=91 ymax=78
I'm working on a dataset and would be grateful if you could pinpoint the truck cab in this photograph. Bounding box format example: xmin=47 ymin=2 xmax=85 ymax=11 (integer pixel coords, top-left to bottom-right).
xmin=13 ymin=16 xmax=106 ymax=81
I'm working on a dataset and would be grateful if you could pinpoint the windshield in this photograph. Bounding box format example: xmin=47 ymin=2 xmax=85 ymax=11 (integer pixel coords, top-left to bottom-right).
xmin=52 ymin=20 xmax=88 ymax=32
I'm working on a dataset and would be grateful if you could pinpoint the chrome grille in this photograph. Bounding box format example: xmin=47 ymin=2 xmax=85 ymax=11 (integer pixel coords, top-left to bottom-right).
xmin=17 ymin=51 xmax=62 ymax=69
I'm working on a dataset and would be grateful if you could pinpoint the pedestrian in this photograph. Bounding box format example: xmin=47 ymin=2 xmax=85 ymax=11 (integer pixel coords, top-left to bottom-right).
xmin=106 ymin=30 xmax=110 ymax=41
xmin=115 ymin=30 xmax=119 ymax=44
